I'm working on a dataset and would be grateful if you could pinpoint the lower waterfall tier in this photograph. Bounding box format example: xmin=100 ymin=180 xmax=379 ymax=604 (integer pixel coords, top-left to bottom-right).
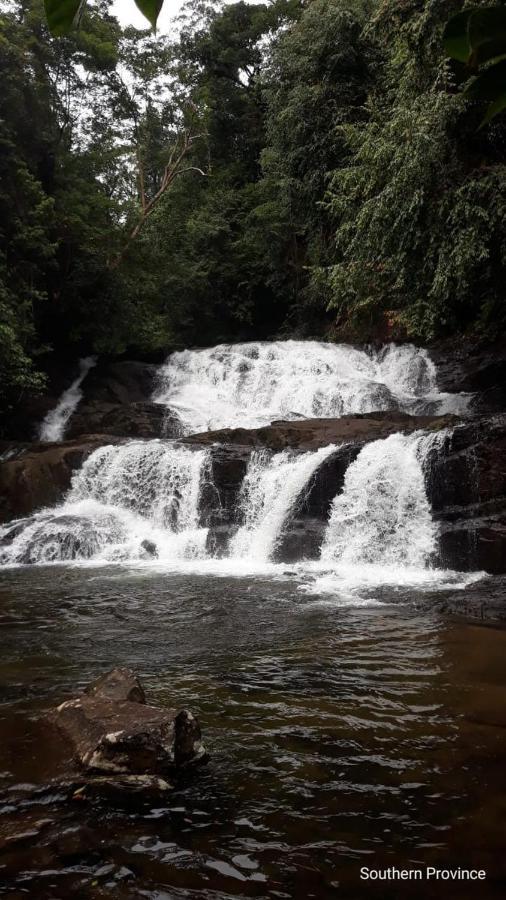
xmin=1 ymin=412 xmax=505 ymax=575
xmin=0 ymin=428 xmax=461 ymax=578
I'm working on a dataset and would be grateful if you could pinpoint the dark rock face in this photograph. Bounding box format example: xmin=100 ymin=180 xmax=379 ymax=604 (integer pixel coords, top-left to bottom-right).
xmin=430 ymin=339 xmax=506 ymax=415
xmin=65 ymin=360 xmax=180 ymax=439
xmin=67 ymin=401 xmax=178 ymax=440
xmin=427 ymin=415 xmax=506 ymax=573
xmin=275 ymin=445 xmax=361 ymax=562
xmin=50 ymin=668 xmax=207 ymax=778
xmin=0 ymin=436 xmax=124 ymax=524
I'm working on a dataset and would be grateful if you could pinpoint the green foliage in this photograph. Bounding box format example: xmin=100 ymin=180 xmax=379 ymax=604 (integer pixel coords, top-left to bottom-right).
xmin=444 ymin=4 xmax=506 ymax=125
xmin=2 ymin=0 xmax=506 ymax=423
xmin=324 ymin=0 xmax=506 ymax=341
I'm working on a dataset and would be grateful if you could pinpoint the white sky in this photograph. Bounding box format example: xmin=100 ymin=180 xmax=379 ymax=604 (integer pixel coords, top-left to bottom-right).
xmin=111 ymin=0 xmax=185 ymax=33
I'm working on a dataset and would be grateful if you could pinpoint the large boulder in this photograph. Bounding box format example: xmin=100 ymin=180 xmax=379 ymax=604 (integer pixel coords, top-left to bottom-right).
xmin=0 ymin=436 xmax=124 ymax=523
xmin=50 ymin=668 xmax=207 ymax=777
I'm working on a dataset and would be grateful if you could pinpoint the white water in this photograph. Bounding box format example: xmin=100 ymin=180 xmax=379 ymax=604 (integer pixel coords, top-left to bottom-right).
xmin=154 ymin=341 xmax=467 ymax=434
xmin=305 ymin=431 xmax=453 ymax=595
xmin=0 ymin=427 xmax=478 ymax=597
xmin=0 ymin=340 xmax=481 ymax=595
xmin=39 ymin=357 xmax=96 ymax=442
xmin=0 ymin=442 xmax=210 ymax=566
xmin=321 ymin=433 xmax=437 ymax=568
xmin=230 ymin=445 xmax=336 ymax=562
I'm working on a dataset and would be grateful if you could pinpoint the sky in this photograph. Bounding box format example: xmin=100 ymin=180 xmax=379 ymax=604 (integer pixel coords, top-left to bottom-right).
xmin=111 ymin=0 xmax=186 ymax=33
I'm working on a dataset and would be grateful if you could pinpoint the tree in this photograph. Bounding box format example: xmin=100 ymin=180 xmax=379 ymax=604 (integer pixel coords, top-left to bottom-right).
xmin=324 ymin=0 xmax=506 ymax=341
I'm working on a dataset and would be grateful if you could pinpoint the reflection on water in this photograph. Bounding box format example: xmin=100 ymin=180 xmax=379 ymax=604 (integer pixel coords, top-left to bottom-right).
xmin=0 ymin=567 xmax=505 ymax=899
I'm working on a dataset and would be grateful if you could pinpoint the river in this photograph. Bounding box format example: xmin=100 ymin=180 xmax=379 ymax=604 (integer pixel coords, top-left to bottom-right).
xmin=0 ymin=566 xmax=505 ymax=898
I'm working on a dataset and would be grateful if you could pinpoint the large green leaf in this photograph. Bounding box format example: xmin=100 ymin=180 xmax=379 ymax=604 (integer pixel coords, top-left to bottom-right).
xmin=464 ymin=57 xmax=506 ymax=98
xmin=464 ymin=58 xmax=506 ymax=125
xmin=468 ymin=6 xmax=506 ymax=64
xmin=443 ymin=9 xmax=476 ymax=62
xmin=44 ymin=0 xmax=85 ymax=36
xmin=134 ymin=0 xmax=164 ymax=29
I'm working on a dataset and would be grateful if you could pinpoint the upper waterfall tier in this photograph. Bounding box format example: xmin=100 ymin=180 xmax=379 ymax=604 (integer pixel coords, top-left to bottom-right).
xmin=154 ymin=341 xmax=468 ymax=434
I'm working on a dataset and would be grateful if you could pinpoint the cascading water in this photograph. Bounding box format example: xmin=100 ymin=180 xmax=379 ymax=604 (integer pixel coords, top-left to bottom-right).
xmin=308 ymin=431 xmax=460 ymax=593
xmin=230 ymin=445 xmax=336 ymax=562
xmin=0 ymin=339 xmax=478 ymax=590
xmin=0 ymin=442 xmax=211 ymax=566
xmin=154 ymin=341 xmax=467 ymax=434
xmin=39 ymin=356 xmax=96 ymax=442
xmin=321 ymin=433 xmax=437 ymax=568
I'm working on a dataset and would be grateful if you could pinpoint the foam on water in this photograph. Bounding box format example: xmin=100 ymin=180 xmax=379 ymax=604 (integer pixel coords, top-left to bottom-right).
xmin=154 ymin=341 xmax=468 ymax=433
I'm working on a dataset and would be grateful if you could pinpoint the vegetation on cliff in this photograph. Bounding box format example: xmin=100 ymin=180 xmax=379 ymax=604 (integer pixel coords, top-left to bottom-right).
xmin=1 ymin=0 xmax=506 ymax=414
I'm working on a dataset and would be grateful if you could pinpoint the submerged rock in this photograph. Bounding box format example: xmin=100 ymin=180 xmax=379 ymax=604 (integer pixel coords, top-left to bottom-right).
xmin=49 ymin=668 xmax=207 ymax=781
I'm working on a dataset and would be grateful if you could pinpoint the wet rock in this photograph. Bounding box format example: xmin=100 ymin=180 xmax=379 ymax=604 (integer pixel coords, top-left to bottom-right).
xmin=183 ymin=411 xmax=460 ymax=452
xmin=49 ymin=668 xmax=207 ymax=779
xmin=68 ymin=401 xmax=181 ymax=440
xmin=84 ymin=667 xmax=146 ymax=704
xmin=430 ymin=339 xmax=506 ymax=414
xmin=0 ymin=436 xmax=124 ymax=523
xmin=71 ymin=774 xmax=172 ymax=800
xmin=140 ymin=539 xmax=158 ymax=558
xmin=427 ymin=414 xmax=506 ymax=573
xmin=63 ymin=360 xmax=182 ymax=439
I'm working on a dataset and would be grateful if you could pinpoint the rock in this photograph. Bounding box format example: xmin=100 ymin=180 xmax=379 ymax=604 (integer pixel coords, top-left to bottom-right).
xmin=49 ymin=668 xmax=207 ymax=778
xmin=63 ymin=360 xmax=183 ymax=439
xmin=71 ymin=774 xmax=173 ymax=800
xmin=77 ymin=360 xmax=158 ymax=408
xmin=140 ymin=539 xmax=158 ymax=558
xmin=429 ymin=338 xmax=506 ymax=415
xmin=84 ymin=667 xmax=146 ymax=704
xmin=183 ymin=411 xmax=460 ymax=452
xmin=427 ymin=414 xmax=506 ymax=573
xmin=0 ymin=436 xmax=124 ymax=523
xmin=67 ymin=401 xmax=181 ymax=440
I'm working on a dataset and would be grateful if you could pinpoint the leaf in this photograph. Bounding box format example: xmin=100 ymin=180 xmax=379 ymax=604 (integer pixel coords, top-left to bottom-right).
xmin=464 ymin=58 xmax=506 ymax=100
xmin=468 ymin=6 xmax=506 ymax=65
xmin=134 ymin=0 xmax=164 ymax=30
xmin=44 ymin=0 xmax=86 ymax=36
xmin=463 ymin=58 xmax=506 ymax=125
xmin=481 ymin=90 xmax=506 ymax=125
xmin=443 ymin=9 xmax=476 ymax=62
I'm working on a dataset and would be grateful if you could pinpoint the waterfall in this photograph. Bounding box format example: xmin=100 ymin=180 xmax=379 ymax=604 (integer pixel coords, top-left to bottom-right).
xmin=154 ymin=341 xmax=467 ymax=434
xmin=321 ymin=432 xmax=440 ymax=569
xmin=0 ymin=337 xmax=474 ymax=584
xmin=39 ymin=357 xmax=96 ymax=442
xmin=70 ymin=441 xmax=207 ymax=532
xmin=0 ymin=442 xmax=210 ymax=566
xmin=230 ymin=445 xmax=336 ymax=562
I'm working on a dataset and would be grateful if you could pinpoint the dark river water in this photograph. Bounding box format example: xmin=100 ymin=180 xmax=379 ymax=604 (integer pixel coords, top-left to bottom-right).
xmin=0 ymin=566 xmax=505 ymax=899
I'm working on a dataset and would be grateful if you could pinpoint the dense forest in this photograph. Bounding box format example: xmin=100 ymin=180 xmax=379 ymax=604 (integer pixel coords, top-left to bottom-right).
xmin=1 ymin=0 xmax=506 ymax=415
